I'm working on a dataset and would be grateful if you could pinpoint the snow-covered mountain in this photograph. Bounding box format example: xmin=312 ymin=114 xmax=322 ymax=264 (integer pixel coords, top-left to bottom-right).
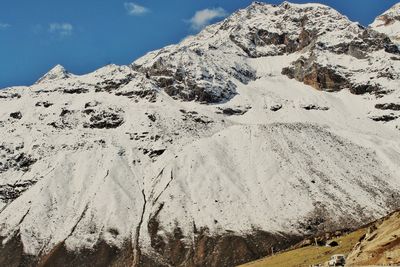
xmin=371 ymin=3 xmax=400 ymax=45
xmin=0 ymin=2 xmax=400 ymax=266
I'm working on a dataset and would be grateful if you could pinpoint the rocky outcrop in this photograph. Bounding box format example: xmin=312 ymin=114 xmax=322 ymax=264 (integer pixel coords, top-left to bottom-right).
xmin=279 ymin=11 xmax=399 ymax=94
xmin=301 ymin=104 xmax=329 ymax=111
xmin=35 ymin=101 xmax=53 ymax=108
xmin=145 ymin=215 xmax=303 ymax=267
xmin=329 ymin=29 xmax=399 ymax=56
xmin=370 ymin=114 xmax=399 ymax=122
xmin=347 ymin=210 xmax=400 ymax=266
xmin=282 ymin=51 xmax=389 ymax=94
xmin=9 ymin=112 xmax=23 ymax=120
xmin=0 ymin=231 xmax=301 ymax=267
xmin=0 ymin=234 xmax=134 ymax=267
xmin=0 ymin=92 xmax=21 ymax=99
xmin=63 ymin=88 xmax=89 ymax=94
xmin=0 ymin=153 xmax=36 ymax=173
xmin=270 ymin=104 xmax=282 ymax=112
xmin=133 ymin=56 xmax=248 ymax=103
xmin=129 ymin=1 xmax=400 ymax=101
xmin=216 ymin=106 xmax=251 ymax=116
xmin=0 ymin=181 xmax=36 ymax=202
xmin=83 ymin=108 xmax=124 ymax=129
xmin=375 ymin=103 xmax=400 ymax=111
xmin=229 ymin=26 xmax=314 ymax=58
xmin=282 ymin=58 xmax=348 ymax=92
xmin=95 ymin=75 xmax=134 ymax=93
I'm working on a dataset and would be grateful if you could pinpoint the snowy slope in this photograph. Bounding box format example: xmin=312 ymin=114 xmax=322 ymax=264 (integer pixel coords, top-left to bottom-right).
xmin=0 ymin=2 xmax=400 ymax=267
xmin=371 ymin=3 xmax=400 ymax=44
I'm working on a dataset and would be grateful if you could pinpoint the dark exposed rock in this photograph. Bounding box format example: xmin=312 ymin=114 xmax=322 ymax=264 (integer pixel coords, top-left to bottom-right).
xmin=35 ymin=101 xmax=53 ymax=108
xmin=0 ymin=153 xmax=36 ymax=173
xmin=0 ymin=92 xmax=21 ymax=99
xmin=282 ymin=58 xmax=348 ymax=91
xmin=82 ymin=109 xmax=95 ymax=115
xmin=63 ymin=88 xmax=89 ymax=94
xmin=270 ymin=104 xmax=283 ymax=111
xmin=181 ymin=111 xmax=213 ymax=124
xmin=147 ymin=114 xmax=156 ymax=122
xmin=330 ymin=30 xmax=400 ymax=57
xmin=282 ymin=55 xmax=383 ymax=95
xmin=293 ymin=229 xmax=350 ymax=250
xmin=115 ymin=88 xmax=158 ymax=103
xmin=193 ymin=116 xmax=213 ymax=124
xmin=13 ymin=153 xmax=37 ymax=172
xmin=53 ymin=107 xmax=125 ymax=130
xmin=40 ymin=240 xmax=134 ymax=267
xmin=148 ymin=149 xmax=166 ymax=159
xmin=375 ymin=103 xmax=400 ymax=111
xmin=0 ymin=234 xmax=38 ymax=267
xmin=48 ymin=121 xmax=68 ymax=129
xmin=95 ymin=75 xmax=134 ymax=93
xmin=217 ymin=106 xmax=251 ymax=116
xmin=230 ymin=25 xmax=315 ymax=58
xmin=9 ymin=112 xmax=22 ymax=120
xmin=0 ymin=180 xmax=36 ymax=201
xmin=301 ymin=104 xmax=329 ymax=111
xmin=146 ymin=214 xmax=303 ymax=267
xmin=350 ymin=84 xmax=381 ymax=95
xmin=133 ymin=56 xmax=249 ymax=103
xmin=0 ymin=234 xmax=135 ymax=267
xmin=327 ymin=240 xmax=339 ymax=247
xmin=84 ymin=101 xmax=100 ymax=108
xmin=163 ymin=80 xmax=236 ymax=103
xmin=370 ymin=114 xmax=399 ymax=122
xmin=374 ymin=90 xmax=394 ymax=98
xmin=376 ymin=66 xmax=400 ymax=80
xmin=60 ymin=109 xmax=72 ymax=117
xmin=83 ymin=109 xmax=124 ymax=129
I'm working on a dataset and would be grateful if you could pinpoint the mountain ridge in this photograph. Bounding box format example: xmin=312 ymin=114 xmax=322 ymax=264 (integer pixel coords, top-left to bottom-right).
xmin=371 ymin=2 xmax=400 ymax=44
xmin=0 ymin=2 xmax=400 ymax=267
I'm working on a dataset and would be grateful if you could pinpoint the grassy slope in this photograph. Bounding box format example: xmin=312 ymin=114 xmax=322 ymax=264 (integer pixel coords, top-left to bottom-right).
xmin=347 ymin=211 xmax=400 ymax=265
xmin=239 ymin=229 xmax=366 ymax=267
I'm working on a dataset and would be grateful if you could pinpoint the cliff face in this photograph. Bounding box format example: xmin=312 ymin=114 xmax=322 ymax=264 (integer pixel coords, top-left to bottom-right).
xmin=0 ymin=2 xmax=400 ymax=267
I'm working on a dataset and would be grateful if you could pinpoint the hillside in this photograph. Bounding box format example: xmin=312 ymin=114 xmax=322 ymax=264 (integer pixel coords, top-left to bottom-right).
xmin=0 ymin=2 xmax=399 ymax=267
xmin=238 ymin=228 xmax=366 ymax=267
xmin=240 ymin=210 xmax=400 ymax=267
xmin=347 ymin=210 xmax=400 ymax=265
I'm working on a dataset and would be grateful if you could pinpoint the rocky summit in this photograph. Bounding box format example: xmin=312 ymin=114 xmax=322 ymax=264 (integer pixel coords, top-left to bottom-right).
xmin=371 ymin=3 xmax=400 ymax=45
xmin=0 ymin=2 xmax=400 ymax=267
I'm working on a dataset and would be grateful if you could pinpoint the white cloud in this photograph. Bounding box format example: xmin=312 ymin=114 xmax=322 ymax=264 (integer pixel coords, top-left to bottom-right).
xmin=49 ymin=23 xmax=73 ymax=36
xmin=124 ymin=2 xmax=149 ymax=16
xmin=189 ymin=7 xmax=227 ymax=30
xmin=0 ymin=23 xmax=10 ymax=29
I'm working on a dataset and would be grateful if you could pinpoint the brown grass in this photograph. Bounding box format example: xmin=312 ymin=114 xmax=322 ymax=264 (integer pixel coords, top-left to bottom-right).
xmin=238 ymin=229 xmax=366 ymax=267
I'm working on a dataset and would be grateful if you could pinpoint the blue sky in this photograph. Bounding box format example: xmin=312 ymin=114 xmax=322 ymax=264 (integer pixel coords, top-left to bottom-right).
xmin=0 ymin=0 xmax=398 ymax=88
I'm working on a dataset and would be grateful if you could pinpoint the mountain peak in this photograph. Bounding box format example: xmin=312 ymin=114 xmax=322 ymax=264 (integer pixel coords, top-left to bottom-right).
xmin=35 ymin=64 xmax=71 ymax=84
xmin=246 ymin=1 xmax=330 ymax=11
xmin=370 ymin=3 xmax=400 ymax=44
